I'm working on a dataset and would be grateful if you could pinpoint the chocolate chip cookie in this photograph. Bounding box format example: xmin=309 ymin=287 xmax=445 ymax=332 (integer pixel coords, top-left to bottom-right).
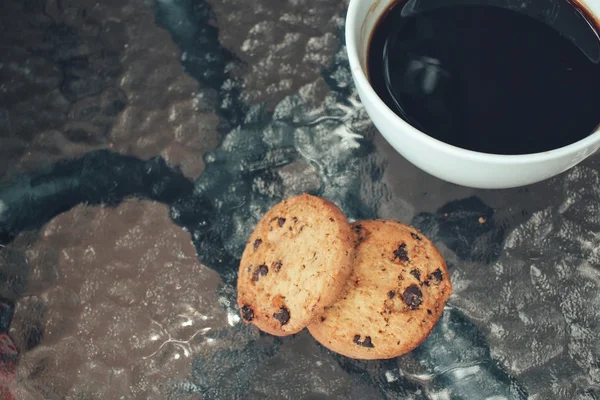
xmin=237 ymin=194 xmax=355 ymax=336
xmin=308 ymin=220 xmax=452 ymax=359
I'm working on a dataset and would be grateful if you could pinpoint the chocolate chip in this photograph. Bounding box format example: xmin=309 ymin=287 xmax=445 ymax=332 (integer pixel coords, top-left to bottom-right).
xmin=273 ymin=306 xmax=290 ymax=325
xmin=278 ymin=218 xmax=286 ymax=227
xmin=427 ymin=309 xmax=433 ymax=315
xmin=320 ymin=316 xmax=326 ymax=322
xmin=353 ymin=224 xmax=363 ymax=233
xmin=292 ymin=216 xmax=298 ymax=223
xmin=241 ymin=305 xmax=254 ymax=322
xmin=410 ymin=269 xmax=421 ymax=281
xmin=388 ymin=291 xmax=396 ymax=299
xmin=424 ymin=269 xmax=443 ymax=286
xmin=253 ymin=239 xmax=262 ymax=250
xmin=431 ymin=269 xmax=443 ymax=282
xmin=361 ymin=336 xmax=375 ymax=348
xmin=393 ymin=243 xmax=410 ymax=262
xmin=353 ymin=334 xmax=375 ymax=348
xmin=251 ymin=264 xmax=269 ymax=282
xmin=402 ymin=285 xmax=423 ymax=310
xmin=329 ymin=218 xmax=334 ymax=222
xmin=272 ymin=260 xmax=282 ymax=272
xmin=411 ymin=232 xmax=422 ymax=241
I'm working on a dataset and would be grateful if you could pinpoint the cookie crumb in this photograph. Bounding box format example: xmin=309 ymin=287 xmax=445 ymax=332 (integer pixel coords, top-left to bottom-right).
xmin=402 ymin=285 xmax=423 ymax=310
xmin=273 ymin=306 xmax=290 ymax=325
xmin=478 ymin=216 xmax=486 ymax=224
xmin=241 ymin=305 xmax=254 ymax=322
xmin=393 ymin=243 xmax=410 ymax=262
xmin=384 ymin=299 xmax=394 ymax=314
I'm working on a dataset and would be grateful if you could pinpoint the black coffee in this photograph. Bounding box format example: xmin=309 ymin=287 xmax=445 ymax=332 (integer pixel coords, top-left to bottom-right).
xmin=368 ymin=0 xmax=600 ymax=155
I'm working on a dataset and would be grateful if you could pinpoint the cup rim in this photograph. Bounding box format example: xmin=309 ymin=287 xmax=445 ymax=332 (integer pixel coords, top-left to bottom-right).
xmin=345 ymin=0 xmax=600 ymax=165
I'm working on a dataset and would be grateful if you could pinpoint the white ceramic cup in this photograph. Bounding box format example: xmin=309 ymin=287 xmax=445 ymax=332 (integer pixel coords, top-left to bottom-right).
xmin=346 ymin=0 xmax=600 ymax=189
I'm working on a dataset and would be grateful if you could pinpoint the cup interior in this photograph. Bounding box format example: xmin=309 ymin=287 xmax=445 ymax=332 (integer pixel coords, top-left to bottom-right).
xmin=355 ymin=0 xmax=395 ymax=74
xmin=354 ymin=0 xmax=600 ymax=76
xmin=348 ymin=0 xmax=600 ymax=154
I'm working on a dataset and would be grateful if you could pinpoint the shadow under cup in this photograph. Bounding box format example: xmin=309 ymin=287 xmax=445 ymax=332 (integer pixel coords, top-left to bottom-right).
xmin=346 ymin=0 xmax=600 ymax=189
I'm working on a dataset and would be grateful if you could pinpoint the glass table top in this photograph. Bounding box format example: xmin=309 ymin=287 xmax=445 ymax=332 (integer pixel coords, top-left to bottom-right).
xmin=0 ymin=0 xmax=599 ymax=398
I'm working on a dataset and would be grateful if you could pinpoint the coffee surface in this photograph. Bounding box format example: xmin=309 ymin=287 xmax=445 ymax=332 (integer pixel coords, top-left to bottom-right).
xmin=368 ymin=1 xmax=600 ymax=155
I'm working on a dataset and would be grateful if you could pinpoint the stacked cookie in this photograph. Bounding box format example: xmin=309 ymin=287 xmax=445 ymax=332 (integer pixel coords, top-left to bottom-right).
xmin=237 ymin=194 xmax=452 ymax=360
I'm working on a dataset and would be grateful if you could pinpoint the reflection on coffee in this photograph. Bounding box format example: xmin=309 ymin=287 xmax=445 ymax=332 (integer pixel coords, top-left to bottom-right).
xmin=368 ymin=0 xmax=600 ymax=155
